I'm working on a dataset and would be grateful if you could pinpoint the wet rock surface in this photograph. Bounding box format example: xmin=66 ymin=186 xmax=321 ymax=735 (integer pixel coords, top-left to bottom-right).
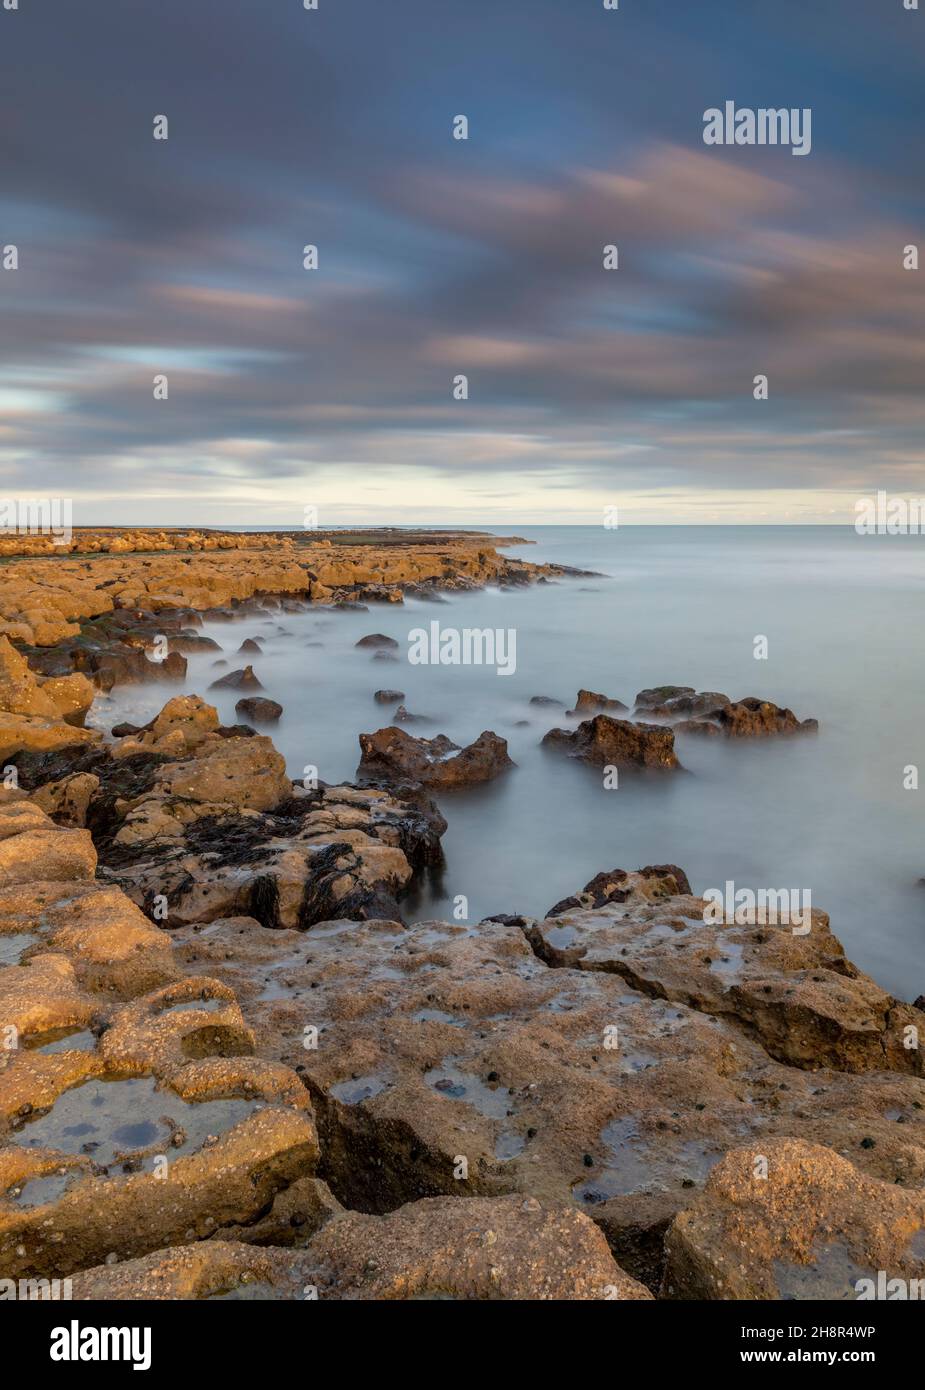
xmin=3 ymin=783 xmax=925 ymax=1300
xmin=0 ymin=811 xmax=325 ymax=1282
xmin=168 ymin=875 xmax=925 ymax=1294
xmin=527 ymin=868 xmax=925 ymax=1076
xmin=663 ymin=1139 xmax=925 ymax=1300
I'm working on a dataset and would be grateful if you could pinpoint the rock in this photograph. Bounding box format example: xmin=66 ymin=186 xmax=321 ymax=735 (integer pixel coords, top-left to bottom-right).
xmin=713 ymin=698 xmax=818 ymax=738
xmin=236 ymin=639 xmax=263 ymax=655
xmin=68 ymin=1191 xmax=645 ymax=1301
xmin=300 ymin=1195 xmax=651 ymax=1300
xmin=0 ymin=880 xmax=177 ymax=997
xmin=357 ymin=726 xmax=514 ymax=787
xmin=632 ymin=687 xmax=817 ymax=737
xmin=167 ymin=633 xmax=222 ymax=654
xmin=0 ymin=639 xmax=97 ymax=736
xmin=567 ymin=690 xmax=629 ymax=717
xmin=526 ymin=867 xmax=925 ymax=1076
xmin=234 ymin=697 xmax=283 ymax=724
xmin=529 ymin=696 xmax=562 ymax=708
xmin=638 ymin=691 xmax=730 ymax=722
xmin=0 ymin=803 xmax=97 ymax=884
xmin=374 ymin=690 xmax=405 ymax=704
xmin=663 ymin=1139 xmax=925 ymax=1300
xmin=390 ymin=704 xmax=426 ymax=725
xmin=128 ymin=732 xmax=290 ymax=817
xmin=136 ymin=695 xmax=220 ymax=749
xmin=104 ymin=770 xmax=445 ymax=929
xmin=67 ymin=1230 xmax=337 ymax=1301
xmin=170 ymin=908 xmax=925 ymax=1288
xmin=9 ymin=699 xmax=446 ymax=931
xmin=634 ymin=686 xmax=695 ymax=711
xmin=208 ymin=665 xmax=264 ymax=692
xmin=0 ymin=637 xmax=61 ymax=719
xmin=0 ymin=814 xmax=323 ymax=1286
xmin=673 ymin=719 xmax=722 ymax=737
xmin=0 ymin=712 xmax=102 ymax=763
xmin=1 ymin=1092 xmax=318 ymax=1281
xmin=355 ymin=634 xmax=399 ymax=650
xmin=546 ymin=865 xmax=692 ymax=917
xmin=542 ymin=715 xmax=680 ymax=771
xmin=160 ymin=651 xmax=188 ymax=681
xmin=38 ymin=673 xmax=96 ymax=726
xmin=79 ymin=643 xmax=165 ymax=691
xmin=31 ymin=772 xmax=100 ymax=828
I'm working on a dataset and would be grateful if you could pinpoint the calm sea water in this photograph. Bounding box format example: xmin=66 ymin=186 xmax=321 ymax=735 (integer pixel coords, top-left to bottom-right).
xmin=91 ymin=526 xmax=925 ymax=1000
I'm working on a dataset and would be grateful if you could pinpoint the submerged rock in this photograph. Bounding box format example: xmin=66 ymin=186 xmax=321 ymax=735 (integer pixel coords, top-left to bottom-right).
xmin=713 ymin=698 xmax=818 ymax=738
xmin=542 ymin=715 xmax=680 ymax=771
xmin=636 ymin=690 xmax=730 ymax=722
xmin=357 ymin=726 xmax=514 ymax=787
xmin=355 ymin=634 xmax=399 ymax=651
xmin=633 ymin=687 xmax=817 ymax=737
xmin=567 ymin=689 xmax=629 ymax=717
xmin=208 ymin=665 xmax=264 ymax=692
xmin=234 ymin=697 xmax=283 ymax=724
xmin=390 ymin=704 xmax=426 ymax=725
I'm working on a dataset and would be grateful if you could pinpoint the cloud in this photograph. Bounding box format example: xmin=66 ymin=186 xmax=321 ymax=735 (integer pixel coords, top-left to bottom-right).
xmin=0 ymin=0 xmax=921 ymax=520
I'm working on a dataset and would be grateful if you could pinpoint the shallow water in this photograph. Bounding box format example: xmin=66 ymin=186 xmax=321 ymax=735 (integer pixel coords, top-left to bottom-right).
xmin=11 ymin=1076 xmax=261 ymax=1167
xmin=91 ymin=526 xmax=925 ymax=1001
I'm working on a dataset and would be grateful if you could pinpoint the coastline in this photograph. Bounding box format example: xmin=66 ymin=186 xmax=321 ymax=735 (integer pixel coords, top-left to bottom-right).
xmin=1 ymin=529 xmax=924 ymax=1301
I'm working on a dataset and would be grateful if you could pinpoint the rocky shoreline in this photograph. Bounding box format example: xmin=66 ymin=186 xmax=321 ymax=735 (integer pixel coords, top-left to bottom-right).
xmin=1 ymin=531 xmax=923 ymax=1301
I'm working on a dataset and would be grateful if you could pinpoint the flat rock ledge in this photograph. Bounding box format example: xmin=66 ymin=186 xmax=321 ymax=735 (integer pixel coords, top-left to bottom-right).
xmin=170 ymin=866 xmax=925 ymax=1295
xmin=0 ymin=803 xmax=328 ymax=1282
xmin=0 ymin=530 xmax=583 ymax=654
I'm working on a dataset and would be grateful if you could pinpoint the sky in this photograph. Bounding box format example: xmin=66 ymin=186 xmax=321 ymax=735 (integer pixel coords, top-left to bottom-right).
xmin=1 ymin=0 xmax=923 ymax=526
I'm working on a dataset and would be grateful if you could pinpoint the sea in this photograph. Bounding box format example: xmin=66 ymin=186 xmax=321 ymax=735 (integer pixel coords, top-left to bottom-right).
xmin=89 ymin=525 xmax=925 ymax=1001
